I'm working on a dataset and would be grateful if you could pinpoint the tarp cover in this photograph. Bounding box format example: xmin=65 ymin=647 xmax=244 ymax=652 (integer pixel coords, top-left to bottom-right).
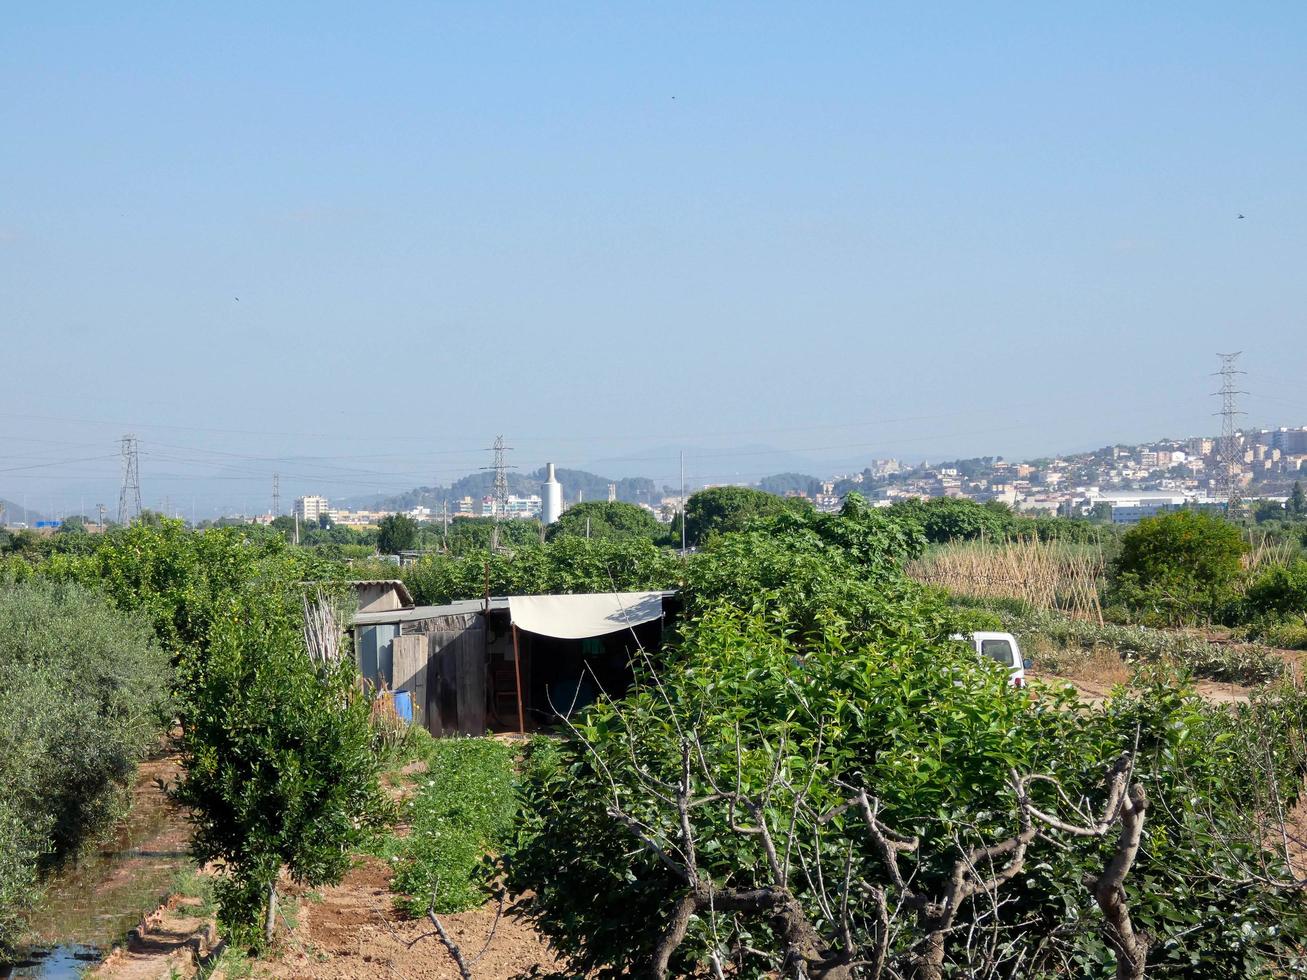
xmin=508 ymin=591 xmax=666 ymax=640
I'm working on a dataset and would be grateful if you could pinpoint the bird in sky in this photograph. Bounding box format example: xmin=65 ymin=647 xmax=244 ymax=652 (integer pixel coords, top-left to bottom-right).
xmin=1237 ymin=214 xmax=1245 ymax=219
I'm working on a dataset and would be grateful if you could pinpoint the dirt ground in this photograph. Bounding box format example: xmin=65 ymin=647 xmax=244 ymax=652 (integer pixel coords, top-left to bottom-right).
xmin=94 ymin=856 xmax=561 ymax=980
xmin=263 ymin=857 xmax=561 ymax=980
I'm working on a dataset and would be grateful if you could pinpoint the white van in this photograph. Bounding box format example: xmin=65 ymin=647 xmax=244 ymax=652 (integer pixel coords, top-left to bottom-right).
xmin=954 ymin=631 xmax=1030 ymax=688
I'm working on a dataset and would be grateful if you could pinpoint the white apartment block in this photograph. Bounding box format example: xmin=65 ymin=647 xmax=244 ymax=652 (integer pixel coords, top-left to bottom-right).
xmin=293 ymin=495 xmax=330 ymax=522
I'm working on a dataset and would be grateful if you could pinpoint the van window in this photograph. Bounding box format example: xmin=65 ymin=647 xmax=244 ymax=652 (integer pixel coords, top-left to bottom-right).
xmin=980 ymin=639 xmax=1015 ymax=668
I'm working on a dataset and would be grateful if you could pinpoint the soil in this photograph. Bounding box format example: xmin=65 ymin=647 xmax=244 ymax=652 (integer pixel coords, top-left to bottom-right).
xmin=263 ymin=857 xmax=561 ymax=980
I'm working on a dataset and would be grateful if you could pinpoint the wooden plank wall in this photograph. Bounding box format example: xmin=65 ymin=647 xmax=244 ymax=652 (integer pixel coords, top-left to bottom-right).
xmin=390 ymin=634 xmax=428 ymax=728
xmin=414 ymin=614 xmax=486 ymax=736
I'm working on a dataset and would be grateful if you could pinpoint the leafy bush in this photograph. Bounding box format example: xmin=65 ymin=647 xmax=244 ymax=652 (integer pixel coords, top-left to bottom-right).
xmin=1107 ymin=510 xmax=1246 ymax=624
xmin=1245 ymin=559 xmax=1307 ymax=620
xmin=0 ymin=582 xmax=170 ymax=952
xmin=391 ymin=738 xmax=517 ymax=915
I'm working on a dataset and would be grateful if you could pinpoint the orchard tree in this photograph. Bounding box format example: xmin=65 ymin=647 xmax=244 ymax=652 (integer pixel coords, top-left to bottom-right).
xmin=1107 ymin=509 xmax=1245 ymax=624
xmin=684 ymin=486 xmax=805 ymax=546
xmin=545 ymin=500 xmax=662 ymax=542
xmin=173 ymin=589 xmax=387 ymax=947
xmin=377 ymin=513 xmax=420 ymax=554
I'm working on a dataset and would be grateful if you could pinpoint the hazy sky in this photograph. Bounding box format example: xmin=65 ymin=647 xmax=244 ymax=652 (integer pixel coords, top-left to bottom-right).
xmin=2 ymin=3 xmax=1305 ymax=516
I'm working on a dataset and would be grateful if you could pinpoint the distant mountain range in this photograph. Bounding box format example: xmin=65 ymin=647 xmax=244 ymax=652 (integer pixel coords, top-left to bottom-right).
xmin=0 ymin=499 xmax=47 ymax=525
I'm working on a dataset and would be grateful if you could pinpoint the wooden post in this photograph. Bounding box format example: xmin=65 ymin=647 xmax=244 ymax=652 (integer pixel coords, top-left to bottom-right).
xmin=511 ymin=623 xmax=526 ymax=735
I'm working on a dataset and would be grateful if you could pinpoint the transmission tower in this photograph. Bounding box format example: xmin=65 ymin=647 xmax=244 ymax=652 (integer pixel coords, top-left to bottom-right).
xmin=1213 ymin=352 xmax=1247 ymax=516
xmin=480 ymin=435 xmax=516 ymax=550
xmin=117 ymin=434 xmax=142 ymax=524
xmin=272 ymin=473 xmax=281 ymax=517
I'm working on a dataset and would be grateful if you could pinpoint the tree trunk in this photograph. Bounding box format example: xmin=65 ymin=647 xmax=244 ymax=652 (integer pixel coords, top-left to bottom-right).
xmin=265 ymin=880 xmax=278 ymax=944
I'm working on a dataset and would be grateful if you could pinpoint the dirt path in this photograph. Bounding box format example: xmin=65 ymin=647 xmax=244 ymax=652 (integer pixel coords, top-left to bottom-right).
xmin=265 ymin=856 xmax=561 ymax=979
xmin=94 ymin=856 xmax=561 ymax=980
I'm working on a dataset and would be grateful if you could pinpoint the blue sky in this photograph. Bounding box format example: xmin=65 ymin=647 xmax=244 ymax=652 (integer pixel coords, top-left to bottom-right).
xmin=2 ymin=3 xmax=1305 ymax=516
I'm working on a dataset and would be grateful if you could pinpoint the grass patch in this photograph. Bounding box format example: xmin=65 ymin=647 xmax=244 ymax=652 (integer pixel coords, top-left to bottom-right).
xmin=171 ymin=864 xmax=216 ymax=917
xmin=389 ymin=737 xmax=517 ymax=916
xmin=954 ymin=597 xmax=1285 ymax=685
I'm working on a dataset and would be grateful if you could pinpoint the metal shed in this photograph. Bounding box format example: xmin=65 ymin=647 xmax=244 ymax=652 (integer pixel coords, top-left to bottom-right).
xmin=352 ymin=591 xmax=678 ymax=737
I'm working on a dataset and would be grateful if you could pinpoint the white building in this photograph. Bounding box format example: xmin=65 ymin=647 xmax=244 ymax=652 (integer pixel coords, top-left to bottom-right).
xmin=294 ymin=495 xmax=330 ymax=522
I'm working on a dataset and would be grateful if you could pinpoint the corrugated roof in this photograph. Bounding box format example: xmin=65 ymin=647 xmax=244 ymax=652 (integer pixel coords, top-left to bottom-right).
xmin=352 ymin=596 xmax=508 ymax=626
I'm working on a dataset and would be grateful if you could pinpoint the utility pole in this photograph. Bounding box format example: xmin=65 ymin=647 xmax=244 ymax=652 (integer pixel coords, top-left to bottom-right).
xmin=272 ymin=473 xmax=281 ymax=517
xmin=481 ymin=435 xmax=515 ymax=551
xmin=680 ymin=450 xmax=687 ymax=552
xmin=96 ymin=503 xmax=105 ymax=530
xmin=1213 ymin=352 xmax=1247 ymax=518
xmin=117 ymin=434 xmax=142 ymax=525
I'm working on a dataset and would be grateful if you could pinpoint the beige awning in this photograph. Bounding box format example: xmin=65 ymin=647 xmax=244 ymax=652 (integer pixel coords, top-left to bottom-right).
xmin=508 ymin=591 xmax=667 ymax=640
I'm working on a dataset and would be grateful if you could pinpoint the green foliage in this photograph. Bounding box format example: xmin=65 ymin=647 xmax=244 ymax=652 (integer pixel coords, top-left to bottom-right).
xmin=544 ymin=500 xmax=662 ymax=543
xmin=403 ymin=536 xmax=683 ymax=606
xmin=1108 ymin=510 xmax=1246 ymax=624
xmin=376 ymin=513 xmax=420 ymax=555
xmin=391 ymin=738 xmax=517 ymax=915
xmin=0 ymin=582 xmax=171 ymax=953
xmin=34 ymin=519 xmax=330 ymax=657
xmin=886 ymin=495 xmax=1105 ymax=544
xmin=172 ymin=589 xmax=389 ymax=949
xmin=684 ymin=485 xmax=808 ymax=546
xmin=682 ymin=494 xmax=927 ymax=637
xmin=1245 ymin=559 xmax=1307 ymax=620
xmin=511 ymin=600 xmax=1307 ymax=976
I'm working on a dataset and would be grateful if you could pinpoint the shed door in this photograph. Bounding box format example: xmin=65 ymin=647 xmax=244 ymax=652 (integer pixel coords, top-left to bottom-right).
xmin=392 ymin=634 xmax=429 ymax=728
xmin=357 ymin=624 xmax=398 ymax=689
xmin=427 ymin=618 xmax=487 ymax=736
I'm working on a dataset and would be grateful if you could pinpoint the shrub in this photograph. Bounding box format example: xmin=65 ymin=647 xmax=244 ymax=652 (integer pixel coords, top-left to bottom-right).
xmin=1245 ymin=559 xmax=1307 ymax=620
xmin=391 ymin=738 xmax=517 ymax=915
xmin=0 ymin=582 xmax=170 ymax=952
xmin=1108 ymin=510 xmax=1246 ymax=624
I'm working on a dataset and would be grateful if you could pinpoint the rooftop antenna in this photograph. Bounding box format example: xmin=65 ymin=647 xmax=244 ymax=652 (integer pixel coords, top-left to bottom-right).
xmin=1213 ymin=352 xmax=1247 ymax=517
xmin=481 ymin=435 xmax=516 ymax=551
xmin=117 ymin=434 xmax=142 ymax=525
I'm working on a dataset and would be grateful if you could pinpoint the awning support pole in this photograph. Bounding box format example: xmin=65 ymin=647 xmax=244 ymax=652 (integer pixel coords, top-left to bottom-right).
xmin=511 ymin=623 xmax=526 ymax=735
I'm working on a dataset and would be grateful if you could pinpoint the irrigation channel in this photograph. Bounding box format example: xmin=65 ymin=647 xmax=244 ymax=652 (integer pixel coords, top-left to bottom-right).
xmin=0 ymin=753 xmax=192 ymax=979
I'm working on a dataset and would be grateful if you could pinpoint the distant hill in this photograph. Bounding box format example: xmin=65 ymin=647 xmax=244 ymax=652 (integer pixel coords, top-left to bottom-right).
xmin=0 ymin=499 xmax=47 ymax=525
xmin=337 ymin=468 xmax=661 ymax=513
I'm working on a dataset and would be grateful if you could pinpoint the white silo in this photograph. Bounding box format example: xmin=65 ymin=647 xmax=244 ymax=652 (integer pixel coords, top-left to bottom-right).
xmin=542 ymin=462 xmax=563 ymax=525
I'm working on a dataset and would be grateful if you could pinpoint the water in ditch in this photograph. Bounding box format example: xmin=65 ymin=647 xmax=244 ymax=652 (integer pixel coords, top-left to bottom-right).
xmin=0 ymin=754 xmax=191 ymax=978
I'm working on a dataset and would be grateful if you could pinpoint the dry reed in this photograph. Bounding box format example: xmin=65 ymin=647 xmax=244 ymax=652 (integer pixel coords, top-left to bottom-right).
xmin=908 ymin=536 xmax=1106 ymax=623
